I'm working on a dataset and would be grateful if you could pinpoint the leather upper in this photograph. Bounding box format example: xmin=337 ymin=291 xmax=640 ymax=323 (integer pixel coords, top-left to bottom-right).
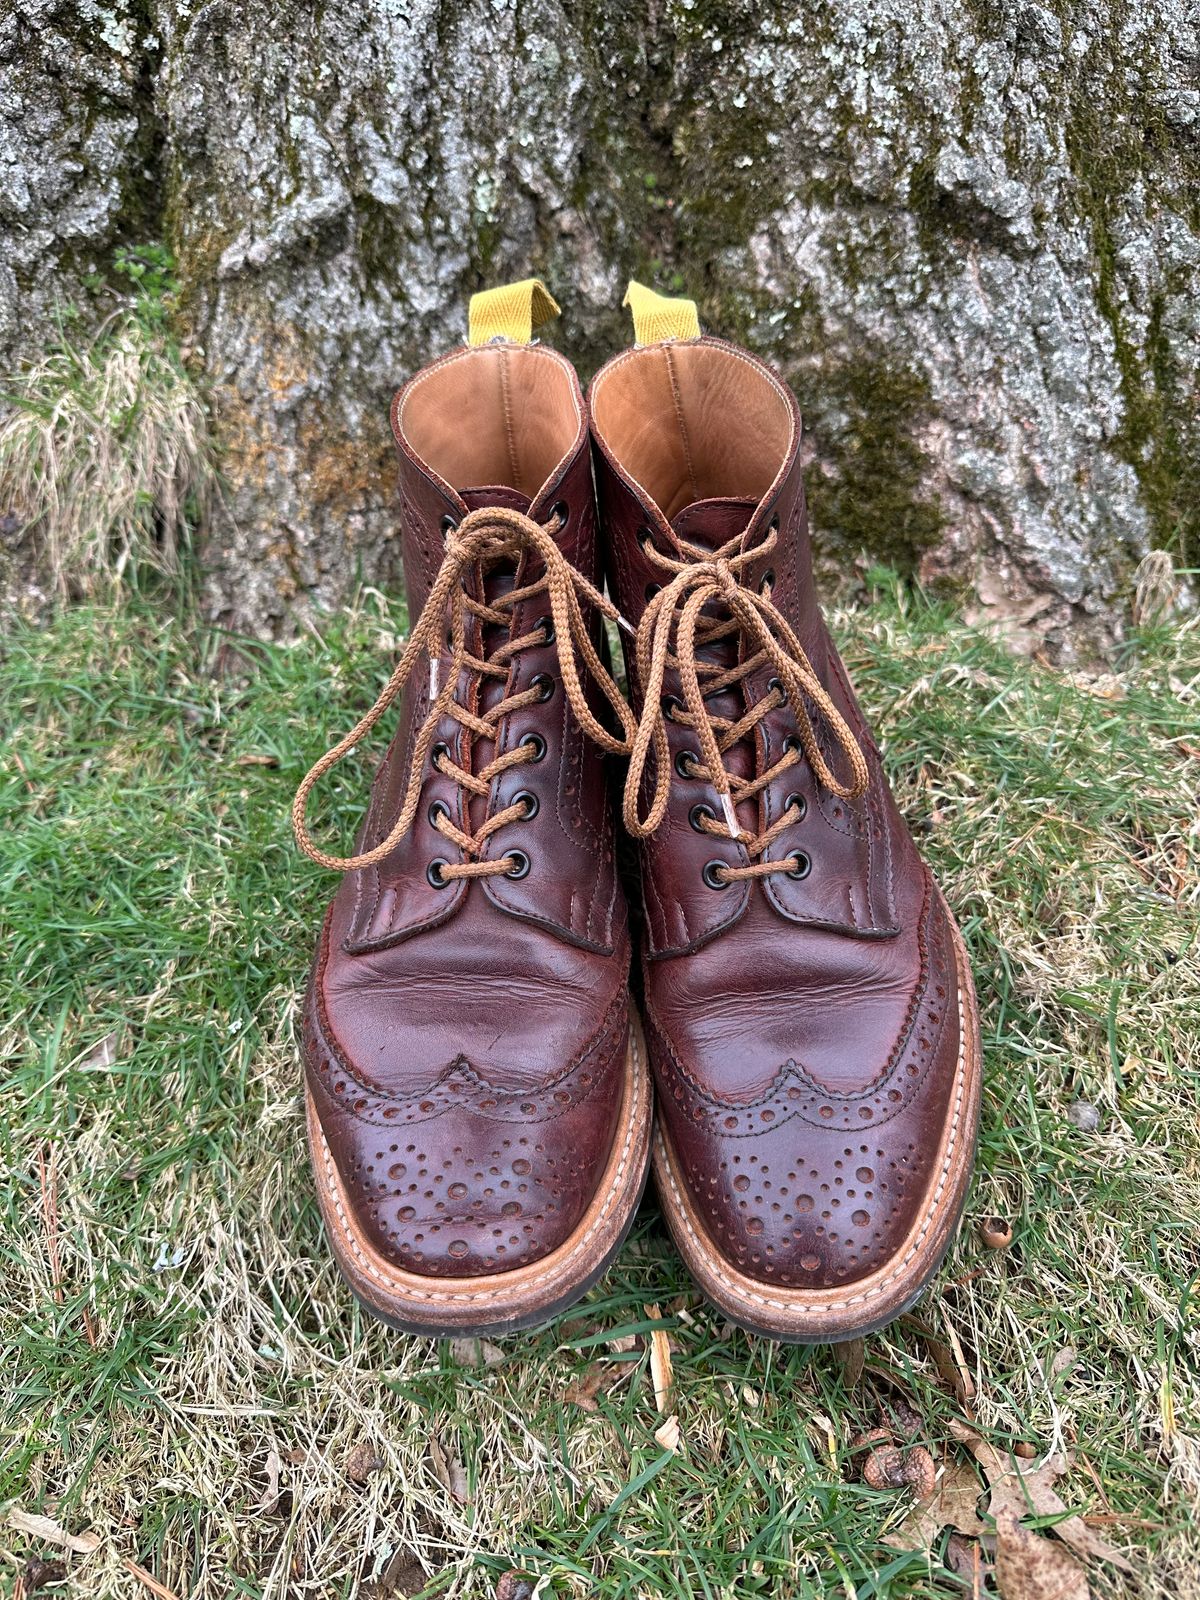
xmin=591 ymin=336 xmax=971 ymax=1292
xmin=302 ymin=342 xmax=630 ymax=1279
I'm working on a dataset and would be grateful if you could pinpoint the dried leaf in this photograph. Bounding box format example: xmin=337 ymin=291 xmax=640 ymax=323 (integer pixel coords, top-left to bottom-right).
xmin=19 ymin=1558 xmax=67 ymax=1596
xmin=256 ymin=1448 xmax=282 ymax=1512
xmin=832 ymin=1337 xmax=865 ymax=1388
xmin=994 ymin=1507 xmax=1089 ymax=1600
xmin=361 ymin=1546 xmax=428 ymax=1599
xmin=564 ymin=1364 xmax=606 ymax=1413
xmin=6 ymin=1509 xmax=102 ymax=1555
xmin=234 ymin=752 xmax=279 ymax=767
xmin=449 ymin=1336 xmax=506 ymax=1369
xmin=427 ymin=1433 xmax=469 ymax=1504
xmin=885 ymin=1459 xmax=988 ymax=1551
xmin=644 ymin=1302 xmax=674 ymax=1414
xmin=945 ymin=1530 xmax=992 ymax=1589
xmin=654 ymin=1413 xmax=682 ymax=1454
xmin=607 ymin=1333 xmax=638 ymax=1355
xmin=345 ymin=1440 xmax=383 ymax=1483
xmin=79 ymin=1031 xmax=119 ymax=1071
xmin=953 ymin=1427 xmax=1134 ymax=1575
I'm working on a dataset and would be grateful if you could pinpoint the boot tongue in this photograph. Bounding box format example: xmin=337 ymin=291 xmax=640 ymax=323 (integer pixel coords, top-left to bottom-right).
xmin=671 ymin=496 xmax=758 ymax=551
xmin=459 ymin=485 xmax=532 ymax=515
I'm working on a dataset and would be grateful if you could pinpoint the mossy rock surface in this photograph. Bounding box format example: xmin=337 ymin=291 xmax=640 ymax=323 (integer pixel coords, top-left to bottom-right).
xmin=2 ymin=0 xmax=1197 ymax=653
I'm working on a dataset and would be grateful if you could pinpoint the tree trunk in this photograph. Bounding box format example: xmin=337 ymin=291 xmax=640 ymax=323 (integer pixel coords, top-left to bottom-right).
xmin=3 ymin=0 xmax=1197 ymax=656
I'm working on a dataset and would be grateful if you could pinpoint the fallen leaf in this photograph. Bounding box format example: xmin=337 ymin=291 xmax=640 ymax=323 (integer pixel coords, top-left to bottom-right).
xmin=994 ymin=1507 xmax=1088 ymax=1600
xmin=832 ymin=1337 xmax=865 ymax=1387
xmin=945 ymin=1529 xmax=993 ymax=1589
xmin=78 ymin=1031 xmax=119 ymax=1071
xmin=564 ymin=1365 xmax=606 ymax=1413
xmin=654 ymin=1413 xmax=682 ymax=1454
xmin=885 ymin=1459 xmax=988 ymax=1551
xmin=902 ymin=1312 xmax=975 ymax=1404
xmin=428 ymin=1433 xmax=469 ymax=1504
xmin=256 ymin=1448 xmax=282 ymax=1512
xmin=6 ymin=1509 xmax=102 ymax=1555
xmin=361 ymin=1545 xmax=428 ymax=1599
xmin=449 ymin=1336 xmax=506 ymax=1369
xmin=953 ymin=1427 xmax=1134 ymax=1575
xmin=19 ymin=1558 xmax=66 ymax=1596
xmin=234 ymin=752 xmax=279 ymax=767
xmin=345 ymin=1440 xmax=383 ymax=1483
xmin=644 ymin=1303 xmax=674 ymax=1414
xmin=607 ymin=1333 xmax=638 ymax=1355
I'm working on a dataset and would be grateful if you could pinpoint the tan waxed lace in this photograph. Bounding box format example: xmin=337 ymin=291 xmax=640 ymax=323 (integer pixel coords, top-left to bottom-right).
xmin=623 ymin=523 xmax=870 ymax=883
xmin=293 ymin=505 xmax=637 ymax=875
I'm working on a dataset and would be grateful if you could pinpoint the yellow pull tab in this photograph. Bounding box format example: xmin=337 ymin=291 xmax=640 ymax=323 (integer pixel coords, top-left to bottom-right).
xmin=468 ymin=278 xmax=560 ymax=345
xmin=623 ymin=280 xmax=701 ymax=344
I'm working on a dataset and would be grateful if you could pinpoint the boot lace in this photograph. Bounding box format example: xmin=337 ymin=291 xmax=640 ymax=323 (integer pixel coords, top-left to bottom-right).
xmin=294 ymin=505 xmax=636 ymax=876
xmin=623 ymin=522 xmax=869 ymax=883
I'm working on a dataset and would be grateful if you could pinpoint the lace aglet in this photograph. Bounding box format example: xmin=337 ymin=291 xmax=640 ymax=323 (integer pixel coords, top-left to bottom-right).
xmin=615 ymin=611 xmax=637 ymax=639
xmin=720 ymin=791 xmax=739 ymax=840
xmin=428 ymin=658 xmax=440 ymax=700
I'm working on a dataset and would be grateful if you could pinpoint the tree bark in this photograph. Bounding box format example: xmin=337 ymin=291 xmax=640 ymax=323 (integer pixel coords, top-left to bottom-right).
xmin=3 ymin=0 xmax=1197 ymax=655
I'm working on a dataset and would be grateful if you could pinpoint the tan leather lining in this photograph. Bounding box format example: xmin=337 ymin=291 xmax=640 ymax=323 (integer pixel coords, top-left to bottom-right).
xmin=397 ymin=344 xmax=582 ymax=497
xmin=591 ymin=342 xmax=796 ymax=519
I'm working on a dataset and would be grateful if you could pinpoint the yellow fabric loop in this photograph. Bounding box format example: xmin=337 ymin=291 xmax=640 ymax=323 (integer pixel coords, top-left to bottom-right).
xmin=468 ymin=279 xmax=561 ymax=345
xmin=623 ymin=280 xmax=701 ymax=345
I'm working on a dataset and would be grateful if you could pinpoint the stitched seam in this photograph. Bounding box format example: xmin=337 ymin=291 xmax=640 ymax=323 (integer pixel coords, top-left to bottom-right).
xmin=313 ymin=1028 xmax=648 ymax=1303
xmin=656 ymin=954 xmax=972 ymax=1313
xmin=498 ymin=345 xmax=520 ymax=491
xmin=664 ymin=345 xmax=700 ymax=502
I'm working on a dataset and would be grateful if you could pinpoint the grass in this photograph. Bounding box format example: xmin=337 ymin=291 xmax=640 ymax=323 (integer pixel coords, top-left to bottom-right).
xmin=0 ymin=247 xmax=214 ymax=597
xmin=1 ymin=576 xmax=1197 ymax=1599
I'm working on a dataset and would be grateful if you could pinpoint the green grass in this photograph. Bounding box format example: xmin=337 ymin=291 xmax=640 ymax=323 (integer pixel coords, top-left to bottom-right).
xmin=1 ymin=579 xmax=1197 ymax=1598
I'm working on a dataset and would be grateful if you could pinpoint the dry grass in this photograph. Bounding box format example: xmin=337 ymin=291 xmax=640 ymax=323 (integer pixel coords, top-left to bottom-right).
xmin=0 ymin=312 xmax=214 ymax=595
xmin=1 ymin=583 xmax=1197 ymax=1599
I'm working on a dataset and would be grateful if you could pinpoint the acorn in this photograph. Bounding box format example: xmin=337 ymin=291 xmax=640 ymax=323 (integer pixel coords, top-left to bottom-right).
xmin=979 ymin=1216 xmax=1013 ymax=1249
xmin=863 ymin=1443 xmax=936 ymax=1498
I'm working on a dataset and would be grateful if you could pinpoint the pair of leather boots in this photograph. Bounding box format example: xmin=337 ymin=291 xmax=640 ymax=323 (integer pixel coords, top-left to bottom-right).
xmin=293 ymin=280 xmax=982 ymax=1344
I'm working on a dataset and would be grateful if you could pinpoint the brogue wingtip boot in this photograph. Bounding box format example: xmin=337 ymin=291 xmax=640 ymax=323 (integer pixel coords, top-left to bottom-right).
xmin=589 ymin=284 xmax=982 ymax=1343
xmin=294 ymin=283 xmax=651 ymax=1336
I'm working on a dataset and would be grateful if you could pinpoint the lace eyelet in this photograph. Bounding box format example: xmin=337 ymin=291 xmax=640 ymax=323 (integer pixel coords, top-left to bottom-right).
xmin=638 ymin=525 xmax=657 ymax=552
xmin=675 ymin=748 xmax=700 ymax=779
xmin=783 ymin=734 xmax=802 ymax=756
xmin=440 ymin=513 xmax=458 ymax=534
xmin=520 ymin=732 xmax=547 ymax=762
xmin=645 ymin=582 xmax=662 ymax=603
xmin=786 ymin=850 xmax=812 ymax=880
xmin=689 ymin=803 xmax=716 ymax=834
xmin=431 ymin=741 xmax=452 ymax=769
xmin=767 ymin=513 xmax=780 ymax=533
xmin=512 ymin=789 xmax=539 ymax=820
xmin=427 ymin=858 xmax=450 ymax=888
xmin=767 ymin=676 xmax=784 ymax=700
xmin=535 ymin=614 xmax=556 ymax=646
xmin=784 ymin=791 xmax=807 ymax=821
xmin=530 ymin=673 xmax=555 ymax=702
xmin=504 ymin=849 xmax=531 ymax=880
xmin=428 ymin=799 xmax=450 ymax=827
xmin=663 ymin=694 xmax=685 ymax=722
xmin=702 ymin=860 xmax=731 ymax=889
xmin=550 ymin=500 xmax=569 ymax=527
xmin=759 ymin=568 xmax=775 ymax=594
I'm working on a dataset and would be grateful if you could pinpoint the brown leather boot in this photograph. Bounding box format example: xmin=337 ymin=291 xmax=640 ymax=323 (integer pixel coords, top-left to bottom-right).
xmin=589 ymin=285 xmax=981 ymax=1342
xmin=292 ymin=283 xmax=650 ymax=1335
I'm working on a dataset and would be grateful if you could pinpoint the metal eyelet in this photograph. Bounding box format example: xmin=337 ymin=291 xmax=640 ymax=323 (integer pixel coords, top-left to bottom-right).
xmin=702 ymin=860 xmax=731 ymax=889
xmin=530 ymin=673 xmax=555 ymax=702
xmin=675 ymin=748 xmax=700 ymax=779
xmin=663 ymin=694 xmax=685 ymax=722
xmin=550 ymin=500 xmax=569 ymax=527
xmin=689 ymin=803 xmax=716 ymax=834
xmin=767 ymin=676 xmax=784 ymax=700
xmin=786 ymin=850 xmax=812 ymax=880
xmin=638 ymin=525 xmax=656 ymax=552
xmin=504 ymin=849 xmax=531 ymax=880
xmin=759 ymin=568 xmax=775 ymax=594
xmin=783 ymin=734 xmax=802 ymax=756
xmin=431 ymin=741 xmax=452 ymax=769
xmin=512 ymin=789 xmax=539 ymax=820
xmin=645 ymin=582 xmax=662 ymax=602
xmin=428 ymin=799 xmax=450 ymax=827
xmin=767 ymin=513 xmax=780 ymax=533
xmin=520 ymin=732 xmax=547 ymax=762
xmin=784 ymin=792 xmax=807 ymax=821
xmin=427 ymin=858 xmax=450 ymax=888
xmin=535 ymin=614 xmax=556 ymax=646
xmin=440 ymin=513 xmax=458 ymax=535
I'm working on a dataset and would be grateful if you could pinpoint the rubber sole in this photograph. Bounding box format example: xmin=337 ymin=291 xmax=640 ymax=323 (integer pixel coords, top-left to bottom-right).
xmin=652 ymin=925 xmax=983 ymax=1344
xmin=306 ymin=1014 xmax=653 ymax=1337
